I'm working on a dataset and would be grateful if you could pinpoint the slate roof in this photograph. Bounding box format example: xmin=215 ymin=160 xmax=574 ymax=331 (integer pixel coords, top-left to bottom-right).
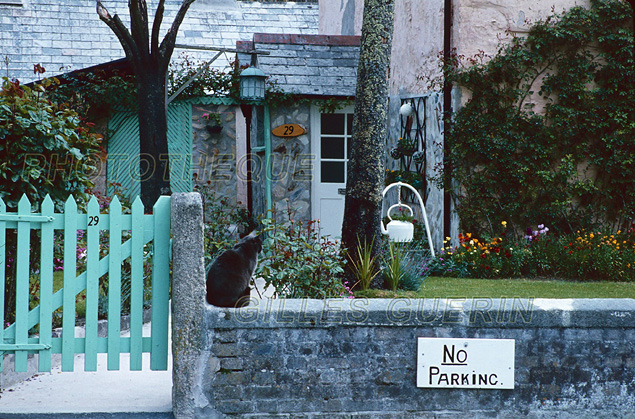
xmin=0 ymin=0 xmax=318 ymax=84
xmin=237 ymin=33 xmax=361 ymax=97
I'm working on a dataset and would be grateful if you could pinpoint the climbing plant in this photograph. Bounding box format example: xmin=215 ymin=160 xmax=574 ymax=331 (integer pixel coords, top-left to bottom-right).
xmin=442 ymin=0 xmax=635 ymax=238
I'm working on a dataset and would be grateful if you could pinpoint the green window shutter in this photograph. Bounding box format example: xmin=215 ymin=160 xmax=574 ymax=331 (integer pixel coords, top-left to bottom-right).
xmin=107 ymin=110 xmax=141 ymax=199
xmin=107 ymin=103 xmax=193 ymax=200
xmin=166 ymin=102 xmax=193 ymax=193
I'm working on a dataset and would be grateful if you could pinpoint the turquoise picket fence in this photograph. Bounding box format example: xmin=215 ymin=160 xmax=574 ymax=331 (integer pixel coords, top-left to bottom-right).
xmin=0 ymin=194 xmax=171 ymax=372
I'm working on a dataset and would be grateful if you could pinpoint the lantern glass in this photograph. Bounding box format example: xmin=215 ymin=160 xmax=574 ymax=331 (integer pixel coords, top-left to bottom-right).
xmin=239 ymin=67 xmax=267 ymax=101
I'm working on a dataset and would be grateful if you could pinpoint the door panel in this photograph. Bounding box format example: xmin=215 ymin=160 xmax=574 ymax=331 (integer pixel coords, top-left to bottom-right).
xmin=311 ymin=105 xmax=354 ymax=239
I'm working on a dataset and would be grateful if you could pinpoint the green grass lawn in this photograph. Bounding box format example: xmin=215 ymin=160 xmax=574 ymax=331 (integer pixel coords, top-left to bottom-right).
xmin=355 ymin=276 xmax=635 ymax=299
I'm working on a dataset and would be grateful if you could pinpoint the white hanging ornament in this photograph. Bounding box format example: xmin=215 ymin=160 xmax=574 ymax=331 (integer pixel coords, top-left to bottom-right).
xmin=399 ymin=102 xmax=414 ymax=117
xmin=380 ymin=182 xmax=436 ymax=256
xmin=382 ymin=203 xmax=415 ymax=243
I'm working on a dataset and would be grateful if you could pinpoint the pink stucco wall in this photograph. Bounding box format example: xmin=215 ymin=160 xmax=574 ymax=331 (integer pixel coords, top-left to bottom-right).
xmin=319 ymin=0 xmax=589 ymax=96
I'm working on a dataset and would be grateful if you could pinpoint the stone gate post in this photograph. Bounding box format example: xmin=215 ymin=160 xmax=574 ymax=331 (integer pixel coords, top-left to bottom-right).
xmin=171 ymin=192 xmax=207 ymax=418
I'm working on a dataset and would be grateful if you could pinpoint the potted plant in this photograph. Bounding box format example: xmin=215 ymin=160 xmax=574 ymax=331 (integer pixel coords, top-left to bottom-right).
xmin=202 ymin=112 xmax=222 ymax=133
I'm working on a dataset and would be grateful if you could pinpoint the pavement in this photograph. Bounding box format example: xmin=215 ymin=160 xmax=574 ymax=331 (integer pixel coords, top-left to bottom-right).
xmin=0 ymin=281 xmax=274 ymax=419
xmin=0 ymin=321 xmax=173 ymax=419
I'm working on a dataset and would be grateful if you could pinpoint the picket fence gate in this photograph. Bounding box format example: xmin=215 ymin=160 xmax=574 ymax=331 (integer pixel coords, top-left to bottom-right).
xmin=0 ymin=194 xmax=171 ymax=373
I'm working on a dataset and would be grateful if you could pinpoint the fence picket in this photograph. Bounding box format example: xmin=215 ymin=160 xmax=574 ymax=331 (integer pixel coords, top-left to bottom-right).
xmin=38 ymin=195 xmax=54 ymax=371
xmin=14 ymin=196 xmax=32 ymax=372
xmin=84 ymin=196 xmax=100 ymax=371
xmin=108 ymin=196 xmax=122 ymax=371
xmin=1 ymin=193 xmax=171 ymax=374
xmin=150 ymin=196 xmax=171 ymax=371
xmin=62 ymin=196 xmax=78 ymax=371
xmin=130 ymin=197 xmax=144 ymax=370
xmin=0 ymin=198 xmax=5 ymax=373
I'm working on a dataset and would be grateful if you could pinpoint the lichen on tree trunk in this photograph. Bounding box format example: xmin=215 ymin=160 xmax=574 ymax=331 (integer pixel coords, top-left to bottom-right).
xmin=342 ymin=0 xmax=395 ymax=286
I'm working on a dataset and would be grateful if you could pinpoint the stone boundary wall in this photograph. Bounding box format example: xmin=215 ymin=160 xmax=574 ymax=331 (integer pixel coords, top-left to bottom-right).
xmin=194 ymin=298 xmax=635 ymax=418
xmin=170 ymin=193 xmax=635 ymax=418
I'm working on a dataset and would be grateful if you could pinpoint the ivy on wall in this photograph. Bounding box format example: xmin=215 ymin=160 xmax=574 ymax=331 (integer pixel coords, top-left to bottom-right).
xmin=443 ymin=0 xmax=635 ymax=238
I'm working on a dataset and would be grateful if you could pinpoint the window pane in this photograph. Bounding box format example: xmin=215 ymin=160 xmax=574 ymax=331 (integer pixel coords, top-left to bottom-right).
xmin=347 ymin=113 xmax=353 ymax=135
xmin=321 ymin=162 xmax=345 ymax=183
xmin=321 ymin=137 xmax=345 ymax=159
xmin=321 ymin=113 xmax=345 ymax=135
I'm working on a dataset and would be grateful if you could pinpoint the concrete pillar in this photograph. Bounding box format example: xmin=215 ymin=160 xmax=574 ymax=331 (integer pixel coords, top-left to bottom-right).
xmin=171 ymin=192 xmax=207 ymax=418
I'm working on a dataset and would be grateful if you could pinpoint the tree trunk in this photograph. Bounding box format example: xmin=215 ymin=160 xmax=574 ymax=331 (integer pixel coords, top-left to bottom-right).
xmin=136 ymin=69 xmax=171 ymax=211
xmin=341 ymin=0 xmax=395 ymax=286
xmin=97 ymin=0 xmax=195 ymax=211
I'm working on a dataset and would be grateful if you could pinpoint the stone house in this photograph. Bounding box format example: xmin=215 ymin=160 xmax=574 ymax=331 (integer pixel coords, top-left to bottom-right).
xmin=0 ymin=0 xmax=320 ymax=206
xmin=234 ymin=33 xmax=360 ymax=238
xmin=2 ymin=0 xmax=588 ymax=247
xmin=1 ymin=0 xmax=319 ymax=84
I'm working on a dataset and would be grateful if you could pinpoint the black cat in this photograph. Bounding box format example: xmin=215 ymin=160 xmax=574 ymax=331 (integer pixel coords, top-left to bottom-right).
xmin=205 ymin=231 xmax=262 ymax=308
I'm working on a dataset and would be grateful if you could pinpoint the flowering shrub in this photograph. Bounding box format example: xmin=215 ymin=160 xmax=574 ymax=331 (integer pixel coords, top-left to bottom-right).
xmin=431 ymin=232 xmax=525 ymax=279
xmin=431 ymin=223 xmax=635 ymax=281
xmin=255 ymin=207 xmax=347 ymax=299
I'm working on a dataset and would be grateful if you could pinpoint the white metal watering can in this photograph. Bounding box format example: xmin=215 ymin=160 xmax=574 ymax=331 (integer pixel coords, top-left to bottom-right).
xmin=380 ymin=182 xmax=435 ymax=256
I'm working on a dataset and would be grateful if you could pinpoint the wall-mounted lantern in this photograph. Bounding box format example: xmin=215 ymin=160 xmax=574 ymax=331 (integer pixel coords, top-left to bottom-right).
xmin=239 ymin=66 xmax=267 ymax=101
xmin=239 ymin=64 xmax=266 ymax=218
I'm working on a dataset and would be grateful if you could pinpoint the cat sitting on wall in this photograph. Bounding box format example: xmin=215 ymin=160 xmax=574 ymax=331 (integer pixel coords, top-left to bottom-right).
xmin=205 ymin=231 xmax=262 ymax=308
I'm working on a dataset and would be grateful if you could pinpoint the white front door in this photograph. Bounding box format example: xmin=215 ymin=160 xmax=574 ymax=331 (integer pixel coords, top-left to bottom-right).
xmin=311 ymin=105 xmax=354 ymax=239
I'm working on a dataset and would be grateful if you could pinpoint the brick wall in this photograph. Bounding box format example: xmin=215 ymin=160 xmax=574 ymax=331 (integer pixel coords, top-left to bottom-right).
xmin=0 ymin=0 xmax=318 ymax=84
xmin=195 ymin=298 xmax=635 ymax=418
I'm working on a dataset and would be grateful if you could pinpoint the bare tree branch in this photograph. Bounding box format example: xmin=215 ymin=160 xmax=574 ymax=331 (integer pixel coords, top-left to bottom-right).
xmin=130 ymin=0 xmax=150 ymax=63
xmin=151 ymin=0 xmax=166 ymax=58
xmin=96 ymin=0 xmax=141 ymax=70
xmin=158 ymin=0 xmax=196 ymax=68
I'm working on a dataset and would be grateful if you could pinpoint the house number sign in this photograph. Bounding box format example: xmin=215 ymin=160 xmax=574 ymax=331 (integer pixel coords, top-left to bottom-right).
xmin=417 ymin=338 xmax=515 ymax=389
xmin=272 ymin=124 xmax=306 ymax=138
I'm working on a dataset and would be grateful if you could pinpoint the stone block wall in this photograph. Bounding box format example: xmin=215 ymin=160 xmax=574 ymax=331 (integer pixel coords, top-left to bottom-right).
xmin=192 ymin=298 xmax=635 ymax=418
xmin=268 ymin=102 xmax=312 ymax=222
xmin=170 ymin=194 xmax=635 ymax=418
xmin=1 ymin=0 xmax=318 ymax=84
xmin=192 ymin=103 xmax=240 ymax=211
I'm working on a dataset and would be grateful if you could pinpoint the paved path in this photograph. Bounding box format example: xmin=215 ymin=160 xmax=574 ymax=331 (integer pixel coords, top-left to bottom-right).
xmin=0 ymin=282 xmax=273 ymax=418
xmin=0 ymin=322 xmax=172 ymax=418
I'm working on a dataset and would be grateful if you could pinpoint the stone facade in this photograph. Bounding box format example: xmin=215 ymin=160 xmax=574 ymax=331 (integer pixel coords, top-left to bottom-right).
xmin=192 ymin=103 xmax=240 ymax=210
xmin=187 ymin=298 xmax=635 ymax=418
xmin=268 ymin=102 xmax=312 ymax=222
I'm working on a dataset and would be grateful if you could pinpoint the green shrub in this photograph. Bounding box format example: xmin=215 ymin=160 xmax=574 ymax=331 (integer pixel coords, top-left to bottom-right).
xmin=0 ymin=77 xmax=102 ymax=207
xmin=348 ymin=236 xmax=380 ymax=291
xmin=255 ymin=211 xmax=347 ymax=299
xmin=194 ymin=182 xmax=254 ymax=267
xmin=442 ymin=0 xmax=635 ymax=237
